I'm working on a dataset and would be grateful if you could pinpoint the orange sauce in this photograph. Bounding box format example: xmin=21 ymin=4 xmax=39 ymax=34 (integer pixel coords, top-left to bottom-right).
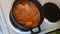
xmin=13 ymin=1 xmax=40 ymax=28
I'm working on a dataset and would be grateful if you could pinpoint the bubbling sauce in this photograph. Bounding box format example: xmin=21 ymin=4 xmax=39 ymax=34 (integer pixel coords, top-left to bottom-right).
xmin=13 ymin=1 xmax=40 ymax=28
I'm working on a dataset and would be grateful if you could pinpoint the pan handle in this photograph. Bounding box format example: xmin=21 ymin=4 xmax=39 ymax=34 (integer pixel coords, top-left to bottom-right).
xmin=30 ymin=26 xmax=41 ymax=34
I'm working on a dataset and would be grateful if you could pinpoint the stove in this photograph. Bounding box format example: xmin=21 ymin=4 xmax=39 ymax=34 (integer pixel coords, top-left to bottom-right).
xmin=0 ymin=0 xmax=60 ymax=34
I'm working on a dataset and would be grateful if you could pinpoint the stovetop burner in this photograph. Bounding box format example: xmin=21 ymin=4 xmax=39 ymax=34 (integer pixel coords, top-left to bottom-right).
xmin=43 ymin=2 xmax=60 ymax=22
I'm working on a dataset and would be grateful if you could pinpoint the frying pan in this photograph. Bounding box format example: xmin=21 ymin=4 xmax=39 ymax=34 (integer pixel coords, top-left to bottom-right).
xmin=9 ymin=0 xmax=44 ymax=34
